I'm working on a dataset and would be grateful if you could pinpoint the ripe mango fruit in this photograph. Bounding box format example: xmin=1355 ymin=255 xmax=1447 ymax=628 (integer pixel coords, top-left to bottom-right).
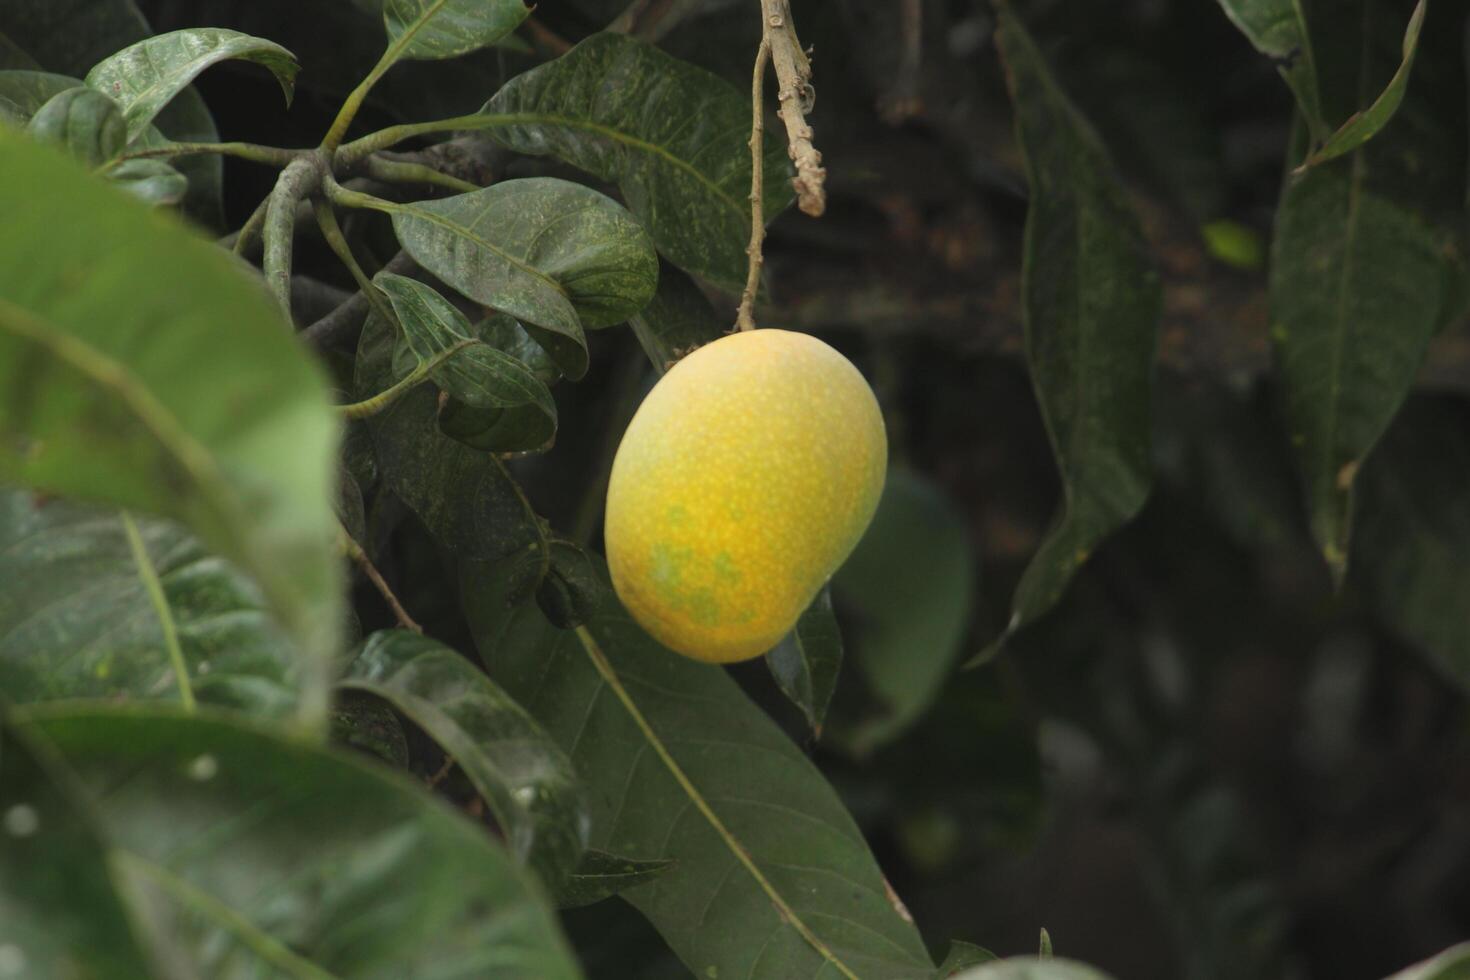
xmin=605 ymin=329 xmax=887 ymax=663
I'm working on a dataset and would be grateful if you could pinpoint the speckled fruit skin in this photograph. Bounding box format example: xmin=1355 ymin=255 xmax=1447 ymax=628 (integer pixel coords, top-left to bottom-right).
xmin=605 ymin=329 xmax=887 ymax=663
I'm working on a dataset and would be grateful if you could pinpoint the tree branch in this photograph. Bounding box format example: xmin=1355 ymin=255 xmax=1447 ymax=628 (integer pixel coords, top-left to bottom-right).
xmin=758 ymin=0 xmax=826 ymax=217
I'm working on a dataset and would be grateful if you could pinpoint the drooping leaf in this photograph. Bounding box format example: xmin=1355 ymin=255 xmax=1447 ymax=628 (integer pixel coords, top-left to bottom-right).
xmin=951 ymin=958 xmax=1117 ymax=980
xmin=765 ymin=587 xmax=843 ymax=737
xmin=25 ymin=86 xmax=125 ymax=166
xmin=938 ymin=940 xmax=1000 ymax=975
xmin=357 ymin=309 xmax=550 ymax=563
xmin=378 ymin=273 xmax=556 ymax=420
xmin=980 ymin=8 xmax=1159 ymax=659
xmin=484 ymin=32 xmax=793 ymax=292
xmin=382 ymin=0 xmax=529 ymax=62
xmin=0 ymin=717 xmax=161 ymax=978
xmin=461 ymin=559 xmax=936 ymax=980
xmin=0 ymin=491 xmax=301 ymax=718
xmin=0 ymin=133 xmax=342 ymax=726
xmin=105 ymin=158 xmax=188 ymax=206
xmin=1352 ymin=397 xmax=1470 ymax=691
xmin=390 ymin=177 xmax=660 ymax=380
xmin=1211 ymin=0 xmax=1326 ymax=138
xmin=1385 ymin=942 xmax=1470 ymax=980
xmin=17 ymin=704 xmax=583 ymax=978
xmin=553 ymin=849 xmax=676 ymax=909
xmin=1295 ymin=0 xmax=1427 ymax=171
xmin=628 ymin=261 xmax=726 ymax=374
xmin=535 ymin=540 xmax=605 ymax=630
xmin=1271 ymin=0 xmax=1467 ymax=581
xmin=84 ymin=28 xmax=297 ymax=140
xmin=341 ymin=629 xmax=591 ymax=884
xmin=833 ymin=469 xmax=975 ymax=754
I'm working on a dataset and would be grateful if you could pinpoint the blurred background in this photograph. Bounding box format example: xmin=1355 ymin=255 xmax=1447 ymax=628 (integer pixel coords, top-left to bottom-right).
xmin=89 ymin=0 xmax=1470 ymax=975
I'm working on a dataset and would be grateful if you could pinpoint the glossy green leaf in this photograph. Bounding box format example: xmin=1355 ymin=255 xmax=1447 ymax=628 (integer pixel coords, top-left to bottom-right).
xmin=628 ymin=262 xmax=726 ymax=374
xmin=1271 ymin=0 xmax=1467 ymax=582
xmin=765 ymin=587 xmax=843 ymax=738
xmin=25 ymin=86 xmax=125 ymax=166
xmin=378 ymin=273 xmax=556 ymax=419
xmin=357 ymin=309 xmax=551 ymax=563
xmin=341 ymin=629 xmax=591 ymax=883
xmin=1386 ymin=943 xmax=1470 ymax=980
xmin=0 ymin=717 xmax=160 ymax=978
xmin=18 ymin=704 xmax=583 ymax=978
xmin=382 ymin=0 xmax=529 ymax=62
xmin=1 ymin=0 xmax=224 ymax=225
xmin=484 ymin=32 xmax=794 ymax=292
xmin=938 ymin=941 xmax=1000 ymax=975
xmin=1295 ymin=0 xmax=1426 ymax=171
xmin=833 ymin=470 xmax=974 ymax=754
xmin=981 ymin=8 xmax=1159 ymax=658
xmin=105 ymin=158 xmax=187 ymax=206
xmin=553 ymin=849 xmax=675 ymax=909
xmin=0 ymin=133 xmax=341 ymax=725
xmin=1352 ymin=398 xmax=1470 ymax=690
xmin=0 ymin=490 xmax=301 ymax=717
xmin=952 ymin=958 xmax=1117 ymax=980
xmin=390 ymin=177 xmax=659 ymax=380
xmin=1211 ymin=0 xmax=1325 ymax=138
xmin=461 ymin=559 xmax=935 ymax=980
xmin=84 ymin=28 xmax=297 ymax=140
xmin=330 ymin=688 xmax=411 ymax=767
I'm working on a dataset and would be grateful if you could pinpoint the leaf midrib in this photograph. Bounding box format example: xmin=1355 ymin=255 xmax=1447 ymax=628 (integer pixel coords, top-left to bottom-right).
xmin=573 ymin=625 xmax=866 ymax=980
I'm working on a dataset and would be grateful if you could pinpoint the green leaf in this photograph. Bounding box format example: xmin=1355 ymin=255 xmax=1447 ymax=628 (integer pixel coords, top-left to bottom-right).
xmin=0 ymin=133 xmax=342 ymax=726
xmin=390 ymin=177 xmax=660 ymax=380
xmin=832 ymin=469 xmax=975 ymax=754
xmin=1211 ymin=0 xmax=1326 ymax=139
xmin=1385 ymin=943 xmax=1470 ymax=980
xmin=0 ymin=31 xmax=40 ymax=71
xmin=484 ymin=32 xmax=794 ymax=292
xmin=383 ymin=0 xmax=529 ymax=62
xmin=25 ymin=86 xmax=125 ymax=166
xmin=981 ymin=8 xmax=1159 ymax=658
xmin=106 ymin=158 xmax=188 ymax=206
xmin=938 ymin=941 xmax=1000 ymax=976
xmin=0 ymin=717 xmax=161 ymax=978
xmin=17 ymin=704 xmax=583 ymax=978
xmin=461 ymin=559 xmax=936 ymax=980
xmin=535 ymin=539 xmax=605 ymax=630
xmin=0 ymin=490 xmax=302 ymax=717
xmin=330 ymin=688 xmax=411 ymax=767
xmin=84 ymin=28 xmax=298 ymax=140
xmin=1294 ymin=0 xmax=1426 ymax=171
xmin=765 ymin=587 xmax=843 ymax=738
xmin=628 ymin=261 xmax=726 ymax=374
xmin=378 ymin=273 xmax=557 ymax=420
xmin=951 ymin=958 xmax=1117 ymax=980
xmin=357 ymin=309 xmax=551 ymax=562
xmin=1271 ymin=0 xmax=1467 ymax=582
xmin=0 ymin=69 xmax=81 ymax=115
xmin=1352 ymin=398 xmax=1470 ymax=690
xmin=341 ymin=629 xmax=591 ymax=884
xmin=553 ymin=848 xmax=675 ymax=909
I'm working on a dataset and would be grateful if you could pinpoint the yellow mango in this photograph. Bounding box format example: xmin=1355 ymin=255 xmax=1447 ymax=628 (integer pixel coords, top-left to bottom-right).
xmin=604 ymin=329 xmax=887 ymax=663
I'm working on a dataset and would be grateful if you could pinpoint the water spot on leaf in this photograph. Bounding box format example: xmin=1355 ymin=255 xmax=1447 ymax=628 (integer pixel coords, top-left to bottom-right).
xmin=3 ymin=804 xmax=39 ymax=837
xmin=188 ymin=753 xmax=219 ymax=781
